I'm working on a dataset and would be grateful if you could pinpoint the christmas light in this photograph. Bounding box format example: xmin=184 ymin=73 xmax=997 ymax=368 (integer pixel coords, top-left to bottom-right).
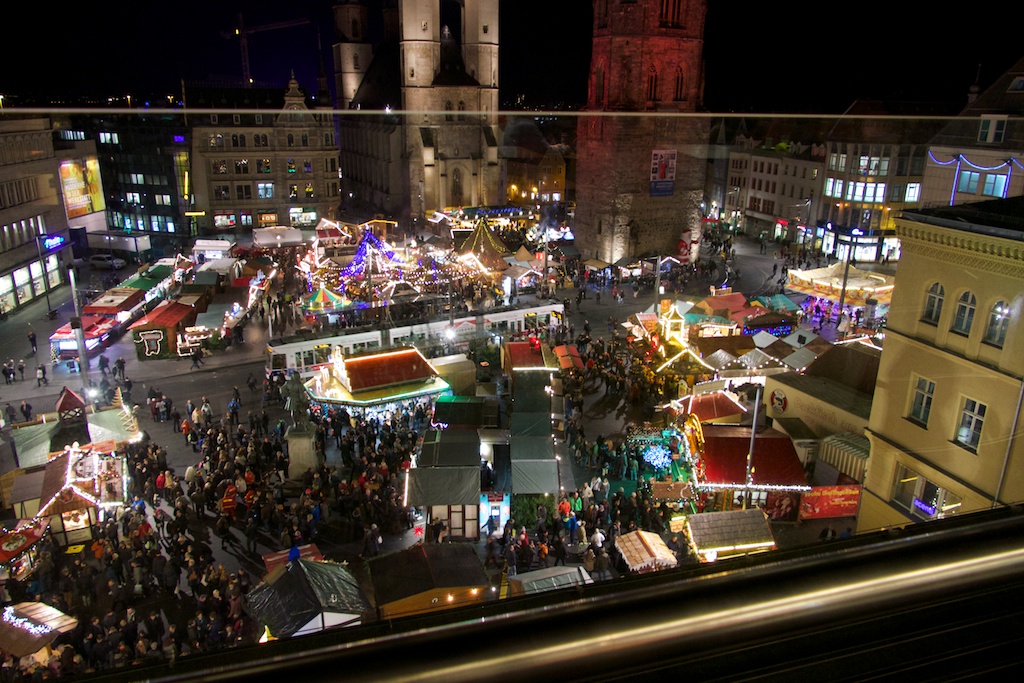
xmin=2 ymin=606 xmax=52 ymax=636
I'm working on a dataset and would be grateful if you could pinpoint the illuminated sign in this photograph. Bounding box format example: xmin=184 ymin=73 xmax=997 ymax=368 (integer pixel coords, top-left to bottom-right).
xmin=42 ymin=235 xmax=65 ymax=251
xmin=59 ymin=157 xmax=105 ymax=218
xmin=912 ymin=498 xmax=936 ymax=516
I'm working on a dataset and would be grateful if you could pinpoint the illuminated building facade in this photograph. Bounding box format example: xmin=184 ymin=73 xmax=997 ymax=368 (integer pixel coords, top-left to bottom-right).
xmin=861 ymin=197 xmax=1024 ymax=531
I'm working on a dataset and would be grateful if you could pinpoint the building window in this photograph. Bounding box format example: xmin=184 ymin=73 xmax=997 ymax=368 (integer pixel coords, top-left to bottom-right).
xmin=955 ymin=398 xmax=986 ymax=451
xmin=301 ymin=133 xmax=309 ymax=146
xmin=892 ymin=464 xmax=963 ymax=520
xmin=922 ymin=282 xmax=944 ymax=324
xmin=673 ymin=67 xmax=684 ymax=101
xmin=304 ymin=183 xmax=314 ymax=199
xmin=235 ymin=159 xmax=249 ymax=174
xmin=287 ymin=159 xmax=296 ymax=173
xmin=213 ymin=185 xmax=230 ymax=201
xmin=212 ymin=160 xmax=227 ymax=174
xmin=978 ymin=117 xmax=1007 ymax=143
xmin=957 ymin=170 xmax=980 ymax=194
xmin=289 ymin=184 xmax=298 ymax=200
xmin=258 ymin=159 xmax=272 ymax=173
xmin=257 ymin=183 xmax=274 ymax=199
xmin=646 ymin=66 xmax=658 ymax=102
xmin=445 ymin=101 xmax=453 ymax=122
xmin=236 ymin=185 xmax=252 ymax=200
xmin=905 ymin=183 xmax=921 ymax=202
xmin=984 ymin=301 xmax=1010 ymax=347
xmin=982 ymin=173 xmax=1007 ymax=198
xmin=909 ymin=377 xmax=935 ymax=427
xmin=458 ymin=101 xmax=466 ymax=121
xmin=303 ymin=160 xmax=312 ymax=173
xmin=951 ymin=291 xmax=976 ymax=335
xmin=208 ymin=134 xmax=224 ymax=149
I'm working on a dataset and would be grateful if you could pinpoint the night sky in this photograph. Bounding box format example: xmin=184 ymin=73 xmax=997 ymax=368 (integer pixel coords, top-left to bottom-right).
xmin=2 ymin=1 xmax=1019 ymax=114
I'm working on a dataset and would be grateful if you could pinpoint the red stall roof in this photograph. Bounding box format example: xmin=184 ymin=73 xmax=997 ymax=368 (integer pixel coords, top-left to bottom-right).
xmin=505 ymin=341 xmax=547 ymax=369
xmin=49 ymin=316 xmax=118 ymax=341
xmin=82 ymin=288 xmax=146 ymax=316
xmin=344 ymin=348 xmax=437 ymax=393
xmin=129 ymin=301 xmax=195 ymax=330
xmin=699 ymin=427 xmax=809 ymax=490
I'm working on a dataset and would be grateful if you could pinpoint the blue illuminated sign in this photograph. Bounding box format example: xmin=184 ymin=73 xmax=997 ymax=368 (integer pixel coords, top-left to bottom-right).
xmin=912 ymin=498 xmax=936 ymax=516
xmin=42 ymin=235 xmax=65 ymax=251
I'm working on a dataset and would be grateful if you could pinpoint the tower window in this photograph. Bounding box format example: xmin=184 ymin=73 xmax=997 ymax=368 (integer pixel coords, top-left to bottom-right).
xmin=674 ymin=67 xmax=685 ymax=101
xmin=647 ymin=67 xmax=659 ymax=102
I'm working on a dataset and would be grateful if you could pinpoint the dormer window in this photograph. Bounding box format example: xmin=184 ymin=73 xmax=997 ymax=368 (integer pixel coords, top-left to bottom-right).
xmin=978 ymin=117 xmax=1006 ymax=143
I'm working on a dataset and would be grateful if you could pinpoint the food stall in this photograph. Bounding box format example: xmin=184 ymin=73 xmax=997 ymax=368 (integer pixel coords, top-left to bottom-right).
xmin=128 ymin=300 xmax=199 ymax=360
xmin=614 ymin=530 xmax=678 ymax=574
xmin=0 ymin=602 xmax=77 ymax=662
xmin=192 ymin=238 xmax=236 ymax=263
xmin=81 ymin=287 xmax=147 ymax=327
xmin=48 ymin=315 xmax=119 ymax=360
xmin=34 ymin=441 xmax=127 ymax=545
xmin=0 ymin=518 xmax=49 ymax=594
xmin=684 ymin=508 xmax=776 ymax=562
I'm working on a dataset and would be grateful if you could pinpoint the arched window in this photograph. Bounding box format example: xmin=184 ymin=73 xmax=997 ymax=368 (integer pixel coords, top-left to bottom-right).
xmin=646 ymin=66 xmax=659 ymax=102
xmin=458 ymin=101 xmax=466 ymax=121
xmin=922 ymin=282 xmax=944 ymax=324
xmin=674 ymin=67 xmax=685 ymax=101
xmin=445 ymin=101 xmax=453 ymax=122
xmin=301 ymin=133 xmax=309 ymax=146
xmin=253 ymin=134 xmax=261 ymax=147
xmin=951 ymin=291 xmax=977 ymax=335
xmin=984 ymin=300 xmax=1010 ymax=347
xmin=287 ymin=133 xmax=295 ymax=147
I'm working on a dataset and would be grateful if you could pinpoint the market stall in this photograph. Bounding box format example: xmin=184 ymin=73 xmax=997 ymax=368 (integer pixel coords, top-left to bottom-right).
xmin=127 ymin=300 xmax=198 ymax=360
xmin=684 ymin=508 xmax=776 ymax=562
xmin=507 ymin=566 xmax=593 ymax=597
xmin=192 ymin=238 xmax=236 ymax=263
xmin=509 ymin=436 xmax=559 ymax=495
xmin=246 ymin=559 xmax=368 ymax=640
xmin=614 ymin=530 xmax=678 ymax=574
xmin=0 ymin=602 xmax=77 ymax=661
xmin=0 ymin=518 xmax=49 ymax=592
xmin=304 ymin=347 xmax=450 ymax=411
xmin=405 ymin=430 xmax=482 ymax=540
xmin=48 ymin=315 xmax=118 ymax=360
xmin=786 ymin=262 xmax=894 ymax=306
xmin=35 ymin=440 xmax=127 ymax=545
xmin=262 ymin=543 xmax=324 ymax=574
xmin=81 ymin=287 xmax=147 ymax=326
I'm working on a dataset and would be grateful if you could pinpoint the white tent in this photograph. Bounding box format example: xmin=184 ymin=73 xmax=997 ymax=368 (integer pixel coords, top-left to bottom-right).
xmin=252 ymin=226 xmax=306 ymax=248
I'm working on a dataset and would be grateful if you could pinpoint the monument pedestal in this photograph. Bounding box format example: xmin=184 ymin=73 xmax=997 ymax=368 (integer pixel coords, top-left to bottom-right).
xmin=285 ymin=424 xmax=320 ymax=479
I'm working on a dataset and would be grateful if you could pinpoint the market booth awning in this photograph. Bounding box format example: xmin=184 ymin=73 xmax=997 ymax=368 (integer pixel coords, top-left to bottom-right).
xmin=0 ymin=602 xmax=78 ymax=658
xmin=786 ymin=262 xmax=894 ymax=305
xmin=552 ymin=344 xmax=583 ymax=370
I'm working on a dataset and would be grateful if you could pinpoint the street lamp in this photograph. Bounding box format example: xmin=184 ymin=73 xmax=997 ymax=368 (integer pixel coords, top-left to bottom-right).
xmin=836 ymin=226 xmax=864 ymax=336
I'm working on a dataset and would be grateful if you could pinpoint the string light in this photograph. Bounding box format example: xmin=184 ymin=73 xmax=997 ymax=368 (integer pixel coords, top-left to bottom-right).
xmin=2 ymin=606 xmax=52 ymax=636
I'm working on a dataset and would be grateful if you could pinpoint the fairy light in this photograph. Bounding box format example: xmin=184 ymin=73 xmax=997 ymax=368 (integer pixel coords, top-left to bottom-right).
xmin=2 ymin=606 xmax=52 ymax=636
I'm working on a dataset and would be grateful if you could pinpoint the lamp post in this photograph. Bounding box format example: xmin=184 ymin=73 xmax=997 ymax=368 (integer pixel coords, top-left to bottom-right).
xmin=836 ymin=227 xmax=863 ymax=336
xmin=33 ymin=233 xmax=53 ymax=313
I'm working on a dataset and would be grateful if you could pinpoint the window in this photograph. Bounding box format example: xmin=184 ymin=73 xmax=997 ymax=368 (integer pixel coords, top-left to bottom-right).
xmin=287 ymin=134 xmax=295 ymax=147
xmin=236 ymin=185 xmax=252 ymax=200
xmin=984 ymin=301 xmax=1010 ymax=347
xmin=213 ymin=185 xmax=230 ymax=201
xmin=951 ymin=291 xmax=976 ymax=335
xmin=646 ymin=66 xmax=658 ymax=101
xmin=978 ymin=117 xmax=1007 ymax=143
xmin=257 ymin=159 xmax=271 ymax=173
xmin=982 ymin=173 xmax=1007 ymax=198
xmin=210 ymin=114 xmax=218 ymax=124
xmin=673 ymin=67 xmax=684 ymax=100
xmin=257 ymin=183 xmax=274 ymax=199
xmin=289 ymin=184 xmax=298 ymax=200
xmin=301 ymin=133 xmax=309 ymax=146
xmin=130 ymin=173 xmax=145 ymax=184
xmin=303 ymin=160 xmax=312 ymax=173
xmin=892 ymin=464 xmax=963 ymax=520
xmin=955 ymin=398 xmax=986 ymax=450
xmin=957 ymin=170 xmax=980 ymax=193
xmin=207 ymin=134 xmax=224 ymax=149
xmin=909 ymin=377 xmax=935 ymax=427
xmin=287 ymin=159 xmax=296 ymax=173
xmin=922 ymin=282 xmax=944 ymax=324
xmin=255 ymin=115 xmax=263 ymax=124
xmin=304 ymin=183 xmax=314 ymax=199
xmin=457 ymin=101 xmax=466 ymax=121
xmin=905 ymin=183 xmax=921 ymax=202
xmin=235 ymin=159 xmax=249 ymax=174
xmin=211 ymin=160 xmax=227 ymax=174
xmin=445 ymin=101 xmax=453 ymax=121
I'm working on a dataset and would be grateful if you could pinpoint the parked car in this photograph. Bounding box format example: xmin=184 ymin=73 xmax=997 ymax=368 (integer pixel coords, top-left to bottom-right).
xmin=89 ymin=254 xmax=127 ymax=270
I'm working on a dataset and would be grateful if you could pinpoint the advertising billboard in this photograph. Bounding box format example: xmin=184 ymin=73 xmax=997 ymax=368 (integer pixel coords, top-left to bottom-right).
xmin=60 ymin=157 xmax=105 ymax=219
xmin=798 ymin=485 xmax=862 ymax=520
xmin=650 ymin=149 xmax=677 ymax=197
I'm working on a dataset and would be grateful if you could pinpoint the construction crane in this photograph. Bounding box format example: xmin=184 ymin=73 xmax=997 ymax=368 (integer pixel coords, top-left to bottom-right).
xmin=228 ymin=12 xmax=312 ymax=87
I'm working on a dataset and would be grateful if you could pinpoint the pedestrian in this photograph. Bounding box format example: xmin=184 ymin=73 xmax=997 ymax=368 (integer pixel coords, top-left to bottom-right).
xmin=4 ymin=403 xmax=16 ymax=425
xmin=28 ymin=330 xmax=37 ymax=354
xmin=190 ymin=348 xmax=204 ymax=370
xmin=20 ymin=400 xmax=33 ymax=421
xmin=17 ymin=359 xmax=25 ymax=381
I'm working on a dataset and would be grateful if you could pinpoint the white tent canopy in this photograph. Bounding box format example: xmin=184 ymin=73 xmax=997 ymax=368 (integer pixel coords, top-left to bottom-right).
xmin=253 ymin=226 xmax=306 ymax=248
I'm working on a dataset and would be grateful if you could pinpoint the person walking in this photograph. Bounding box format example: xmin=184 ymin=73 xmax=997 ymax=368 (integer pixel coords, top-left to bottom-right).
xmin=190 ymin=348 xmax=204 ymax=370
xmin=20 ymin=400 xmax=33 ymax=421
xmin=17 ymin=359 xmax=25 ymax=381
xmin=28 ymin=330 xmax=37 ymax=354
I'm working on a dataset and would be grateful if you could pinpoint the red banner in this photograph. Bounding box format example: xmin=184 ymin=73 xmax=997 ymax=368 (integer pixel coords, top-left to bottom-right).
xmin=798 ymin=486 xmax=862 ymax=520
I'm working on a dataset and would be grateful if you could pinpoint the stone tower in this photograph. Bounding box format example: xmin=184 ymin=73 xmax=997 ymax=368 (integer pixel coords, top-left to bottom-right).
xmin=399 ymin=0 xmax=500 ymax=218
xmin=333 ymin=1 xmax=374 ymax=110
xmin=574 ymin=0 xmax=709 ymax=263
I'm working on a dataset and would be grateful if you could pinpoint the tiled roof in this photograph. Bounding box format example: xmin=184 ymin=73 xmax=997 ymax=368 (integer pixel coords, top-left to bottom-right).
xmin=344 ymin=348 xmax=437 ymax=393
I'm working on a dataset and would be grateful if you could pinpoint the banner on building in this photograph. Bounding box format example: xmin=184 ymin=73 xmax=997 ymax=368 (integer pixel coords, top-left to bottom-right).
xmin=650 ymin=149 xmax=677 ymax=197
xmin=798 ymin=485 xmax=862 ymax=520
xmin=59 ymin=157 xmax=105 ymax=219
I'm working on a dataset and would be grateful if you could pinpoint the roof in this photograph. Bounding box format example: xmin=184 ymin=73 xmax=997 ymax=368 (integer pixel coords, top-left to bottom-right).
xmin=54 ymin=387 xmax=86 ymax=413
xmin=418 ymin=430 xmax=481 ymax=468
xmin=0 ymin=602 xmax=78 ymax=658
xmin=509 ymin=412 xmax=552 ymax=437
xmin=699 ymin=427 xmax=810 ymax=490
xmin=509 ymin=566 xmax=593 ymax=596
xmin=903 ymin=195 xmax=1024 ymax=242
xmin=686 ymin=509 xmax=776 ymax=555
xmin=128 ymin=300 xmax=196 ymax=330
xmin=770 ymin=372 xmax=874 ymax=421
xmin=691 ymin=335 xmax=757 ymax=359
xmin=245 ymin=560 xmax=368 ymax=638
xmin=345 ymin=348 xmax=437 ymax=393
xmin=431 ymin=395 xmax=487 ymax=428
xmin=675 ymin=391 xmax=746 ymax=422
xmin=369 ymin=544 xmax=488 ymax=607
xmin=82 ymin=288 xmax=145 ymax=316
xmin=615 ymin=530 xmax=678 ymax=573
xmin=505 ymin=341 xmax=548 ymax=369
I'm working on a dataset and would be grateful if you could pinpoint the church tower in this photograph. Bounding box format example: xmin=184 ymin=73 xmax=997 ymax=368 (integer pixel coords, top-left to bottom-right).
xmin=400 ymin=0 xmax=500 ymax=219
xmin=333 ymin=0 xmax=374 ymax=110
xmin=574 ymin=0 xmax=709 ymax=263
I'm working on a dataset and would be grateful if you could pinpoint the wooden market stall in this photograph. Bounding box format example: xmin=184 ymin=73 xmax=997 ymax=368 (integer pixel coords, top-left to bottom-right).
xmin=127 ymin=299 xmax=198 ymax=359
xmin=614 ymin=530 xmax=678 ymax=574
xmin=367 ymin=544 xmax=489 ymax=620
xmin=684 ymin=508 xmax=777 ymax=562
xmin=0 ymin=518 xmax=49 ymax=595
xmin=0 ymin=602 xmax=77 ymax=661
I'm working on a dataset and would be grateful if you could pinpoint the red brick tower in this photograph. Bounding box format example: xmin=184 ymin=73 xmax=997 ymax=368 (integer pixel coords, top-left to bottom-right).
xmin=575 ymin=0 xmax=708 ymax=264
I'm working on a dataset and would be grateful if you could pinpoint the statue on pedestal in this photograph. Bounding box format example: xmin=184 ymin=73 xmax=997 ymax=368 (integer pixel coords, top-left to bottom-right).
xmin=280 ymin=373 xmax=311 ymax=430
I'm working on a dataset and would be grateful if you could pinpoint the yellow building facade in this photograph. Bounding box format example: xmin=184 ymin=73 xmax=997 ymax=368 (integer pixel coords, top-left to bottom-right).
xmin=860 ymin=200 xmax=1024 ymax=532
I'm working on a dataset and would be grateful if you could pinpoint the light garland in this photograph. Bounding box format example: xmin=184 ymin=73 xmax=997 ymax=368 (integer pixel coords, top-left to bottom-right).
xmin=642 ymin=444 xmax=673 ymax=470
xmin=2 ymin=606 xmax=52 ymax=636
